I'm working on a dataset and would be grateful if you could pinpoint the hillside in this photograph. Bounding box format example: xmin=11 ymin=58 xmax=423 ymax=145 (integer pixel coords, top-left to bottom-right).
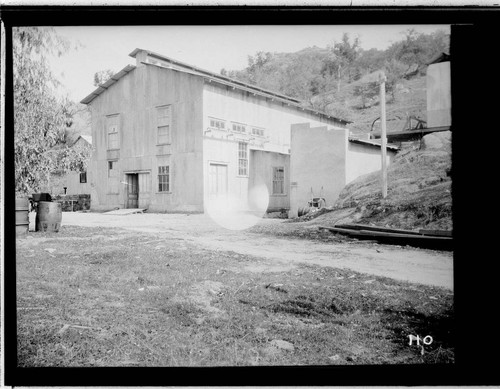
xmin=226 ymin=29 xmax=448 ymax=135
xmin=319 ymin=75 xmax=427 ymax=136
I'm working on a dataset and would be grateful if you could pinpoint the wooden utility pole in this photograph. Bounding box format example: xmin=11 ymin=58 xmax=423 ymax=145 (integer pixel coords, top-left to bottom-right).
xmin=379 ymin=71 xmax=388 ymax=199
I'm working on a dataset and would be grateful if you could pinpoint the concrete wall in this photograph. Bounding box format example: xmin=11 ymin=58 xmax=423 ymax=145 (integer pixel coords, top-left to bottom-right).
xmin=345 ymin=142 xmax=396 ymax=185
xmin=249 ymin=150 xmax=290 ymax=211
xmin=427 ymin=61 xmax=451 ymax=127
xmin=289 ymin=123 xmax=348 ymax=218
xmin=88 ymin=64 xmax=205 ymax=212
xmin=289 ymin=124 xmax=398 ymax=217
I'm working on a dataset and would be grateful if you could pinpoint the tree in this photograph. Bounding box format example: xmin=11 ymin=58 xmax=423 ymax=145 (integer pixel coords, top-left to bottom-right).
xmin=93 ymin=69 xmax=114 ymax=87
xmin=383 ymin=59 xmax=407 ymax=101
xmin=386 ymin=28 xmax=449 ymax=69
xmin=13 ymin=27 xmax=81 ymax=195
xmin=353 ymin=82 xmax=379 ymax=109
xmin=323 ymin=33 xmax=361 ymax=93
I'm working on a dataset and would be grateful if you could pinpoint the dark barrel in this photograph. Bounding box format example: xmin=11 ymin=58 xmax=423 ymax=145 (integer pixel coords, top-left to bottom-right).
xmin=36 ymin=201 xmax=62 ymax=232
xmin=15 ymin=197 xmax=30 ymax=236
xmin=298 ymin=206 xmax=311 ymax=217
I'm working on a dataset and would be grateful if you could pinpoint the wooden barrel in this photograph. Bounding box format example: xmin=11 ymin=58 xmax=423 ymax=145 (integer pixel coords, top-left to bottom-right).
xmin=35 ymin=201 xmax=62 ymax=232
xmin=298 ymin=206 xmax=311 ymax=217
xmin=15 ymin=197 xmax=30 ymax=236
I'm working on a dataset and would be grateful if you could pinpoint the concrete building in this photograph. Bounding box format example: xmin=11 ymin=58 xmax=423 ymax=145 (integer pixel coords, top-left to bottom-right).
xmin=80 ymin=48 xmax=350 ymax=213
xmin=288 ymin=123 xmax=399 ymax=217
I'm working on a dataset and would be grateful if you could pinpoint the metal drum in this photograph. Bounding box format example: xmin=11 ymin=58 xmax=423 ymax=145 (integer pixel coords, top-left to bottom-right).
xmin=36 ymin=201 xmax=62 ymax=232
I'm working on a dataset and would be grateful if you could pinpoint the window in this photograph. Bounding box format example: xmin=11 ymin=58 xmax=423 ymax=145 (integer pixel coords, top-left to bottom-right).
xmin=107 ymin=114 xmax=119 ymax=150
xmin=238 ymin=142 xmax=248 ymax=176
xmin=252 ymin=127 xmax=265 ymax=137
xmin=232 ymin=123 xmax=246 ymax=133
xmin=158 ymin=165 xmax=170 ymax=192
xmin=79 ymin=172 xmax=87 ymax=183
xmin=107 ymin=160 xmax=119 ymax=193
xmin=272 ymin=167 xmax=285 ymax=194
xmin=108 ymin=160 xmax=118 ymax=177
xmin=157 ymin=105 xmax=171 ymax=144
xmin=209 ymin=118 xmax=226 ymax=130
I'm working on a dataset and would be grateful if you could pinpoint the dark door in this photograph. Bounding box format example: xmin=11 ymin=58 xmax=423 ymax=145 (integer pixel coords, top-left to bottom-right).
xmin=126 ymin=174 xmax=139 ymax=208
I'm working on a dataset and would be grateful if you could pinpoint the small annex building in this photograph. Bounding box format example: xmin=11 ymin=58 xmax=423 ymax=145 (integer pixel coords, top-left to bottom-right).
xmin=81 ymin=48 xmax=398 ymax=214
xmin=46 ymin=134 xmax=92 ymax=196
xmin=65 ymin=135 xmax=92 ymax=195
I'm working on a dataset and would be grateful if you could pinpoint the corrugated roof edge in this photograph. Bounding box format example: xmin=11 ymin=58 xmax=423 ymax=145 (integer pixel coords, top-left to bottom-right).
xmin=348 ymin=137 xmax=400 ymax=151
xmin=131 ymin=48 xmax=352 ymax=125
xmin=140 ymin=60 xmax=352 ymax=126
xmin=129 ymin=48 xmax=302 ymax=102
xmin=427 ymin=52 xmax=450 ymax=65
xmin=80 ymin=64 xmax=136 ymax=105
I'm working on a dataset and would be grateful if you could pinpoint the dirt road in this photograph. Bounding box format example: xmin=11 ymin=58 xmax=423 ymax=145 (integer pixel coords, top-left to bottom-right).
xmin=34 ymin=211 xmax=453 ymax=290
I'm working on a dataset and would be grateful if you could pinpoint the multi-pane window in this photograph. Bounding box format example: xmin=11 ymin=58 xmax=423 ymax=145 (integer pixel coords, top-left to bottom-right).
xmin=209 ymin=118 xmax=226 ymax=130
xmin=107 ymin=115 xmax=119 ymax=150
xmin=272 ymin=167 xmax=285 ymax=194
xmin=238 ymin=142 xmax=248 ymax=176
xmin=157 ymin=105 xmax=171 ymax=145
xmin=252 ymin=127 xmax=265 ymax=137
xmin=158 ymin=165 xmax=170 ymax=192
xmin=79 ymin=172 xmax=87 ymax=183
xmin=232 ymin=123 xmax=246 ymax=133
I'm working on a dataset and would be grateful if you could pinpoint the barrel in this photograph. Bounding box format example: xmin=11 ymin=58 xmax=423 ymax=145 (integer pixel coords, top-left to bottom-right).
xmin=298 ymin=206 xmax=311 ymax=217
xmin=15 ymin=197 xmax=30 ymax=236
xmin=35 ymin=201 xmax=62 ymax=232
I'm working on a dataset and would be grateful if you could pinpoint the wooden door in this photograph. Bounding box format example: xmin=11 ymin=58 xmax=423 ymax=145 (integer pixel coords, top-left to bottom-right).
xmin=209 ymin=163 xmax=228 ymax=202
xmin=126 ymin=174 xmax=139 ymax=208
xmin=138 ymin=172 xmax=151 ymax=209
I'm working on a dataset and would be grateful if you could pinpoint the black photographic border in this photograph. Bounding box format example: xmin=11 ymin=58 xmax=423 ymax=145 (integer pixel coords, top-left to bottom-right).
xmin=2 ymin=4 xmax=499 ymax=386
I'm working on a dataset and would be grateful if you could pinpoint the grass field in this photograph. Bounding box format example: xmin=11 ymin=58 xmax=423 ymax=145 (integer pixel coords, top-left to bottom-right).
xmin=16 ymin=225 xmax=454 ymax=367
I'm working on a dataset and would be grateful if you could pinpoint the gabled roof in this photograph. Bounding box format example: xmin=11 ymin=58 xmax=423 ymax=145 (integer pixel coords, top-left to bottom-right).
xmin=80 ymin=65 xmax=136 ymax=105
xmin=129 ymin=48 xmax=307 ymax=104
xmin=73 ymin=135 xmax=92 ymax=146
xmin=428 ymin=52 xmax=450 ymax=65
xmin=81 ymin=49 xmax=351 ymax=125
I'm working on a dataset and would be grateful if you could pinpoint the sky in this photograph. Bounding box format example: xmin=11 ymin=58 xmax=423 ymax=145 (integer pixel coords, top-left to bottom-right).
xmin=47 ymin=25 xmax=450 ymax=103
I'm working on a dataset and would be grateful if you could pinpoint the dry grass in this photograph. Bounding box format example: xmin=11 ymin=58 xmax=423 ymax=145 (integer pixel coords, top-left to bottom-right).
xmin=16 ymin=225 xmax=454 ymax=367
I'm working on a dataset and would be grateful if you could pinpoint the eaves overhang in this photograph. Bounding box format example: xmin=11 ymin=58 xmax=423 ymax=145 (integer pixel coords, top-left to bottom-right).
xmin=348 ymin=137 xmax=400 ymax=151
xmin=80 ymin=64 xmax=136 ymax=105
xmin=141 ymin=60 xmax=352 ymax=126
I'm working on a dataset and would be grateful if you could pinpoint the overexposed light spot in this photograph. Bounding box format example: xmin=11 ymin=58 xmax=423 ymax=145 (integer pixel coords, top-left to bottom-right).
xmin=206 ymin=184 xmax=269 ymax=231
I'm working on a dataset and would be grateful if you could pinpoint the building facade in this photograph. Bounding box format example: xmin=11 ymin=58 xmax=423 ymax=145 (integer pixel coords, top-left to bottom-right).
xmin=81 ymin=49 xmax=349 ymax=213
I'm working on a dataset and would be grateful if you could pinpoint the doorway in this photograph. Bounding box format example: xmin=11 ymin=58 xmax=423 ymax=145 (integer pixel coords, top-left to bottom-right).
xmin=126 ymin=173 xmax=139 ymax=208
xmin=208 ymin=163 xmax=228 ymax=202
